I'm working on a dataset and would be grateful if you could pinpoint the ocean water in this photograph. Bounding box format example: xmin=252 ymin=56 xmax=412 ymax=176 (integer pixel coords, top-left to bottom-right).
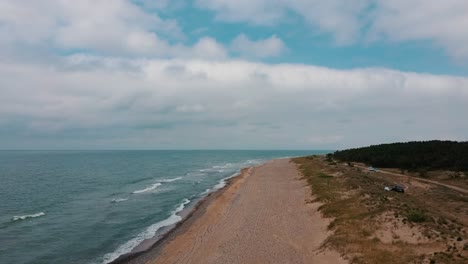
xmin=0 ymin=150 xmax=328 ymax=264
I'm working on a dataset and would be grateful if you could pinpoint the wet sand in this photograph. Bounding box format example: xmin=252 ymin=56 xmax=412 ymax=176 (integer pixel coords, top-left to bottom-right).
xmin=124 ymin=159 xmax=345 ymax=264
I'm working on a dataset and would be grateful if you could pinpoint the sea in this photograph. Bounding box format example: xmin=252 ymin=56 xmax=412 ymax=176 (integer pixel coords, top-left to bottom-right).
xmin=0 ymin=150 xmax=328 ymax=264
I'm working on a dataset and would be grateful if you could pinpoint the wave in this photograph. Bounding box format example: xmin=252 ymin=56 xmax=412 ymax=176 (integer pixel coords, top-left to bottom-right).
xmin=159 ymin=177 xmax=182 ymax=183
xmin=128 ymin=177 xmax=154 ymax=185
xmin=199 ymin=163 xmax=235 ymax=173
xmin=199 ymin=160 xmax=262 ymax=174
xmin=12 ymin=212 xmax=45 ymax=221
xmin=201 ymin=188 xmax=212 ymax=195
xmin=214 ymin=172 xmax=240 ymax=190
xmin=132 ymin=177 xmax=182 ymax=195
xmin=101 ymin=198 xmax=191 ymax=264
xmin=132 ymin=183 xmax=162 ymax=194
xmin=244 ymin=159 xmax=263 ymax=165
xmin=111 ymin=198 xmax=128 ymax=203
xmin=213 ymin=179 xmax=227 ymax=190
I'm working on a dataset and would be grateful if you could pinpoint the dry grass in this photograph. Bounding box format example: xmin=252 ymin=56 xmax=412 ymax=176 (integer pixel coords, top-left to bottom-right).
xmin=293 ymin=156 xmax=468 ymax=264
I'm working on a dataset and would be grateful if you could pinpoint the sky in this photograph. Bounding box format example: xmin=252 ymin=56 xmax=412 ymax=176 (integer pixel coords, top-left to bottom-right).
xmin=0 ymin=0 xmax=468 ymax=150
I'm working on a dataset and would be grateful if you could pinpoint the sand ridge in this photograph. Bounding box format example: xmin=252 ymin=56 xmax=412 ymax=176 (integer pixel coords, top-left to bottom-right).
xmin=140 ymin=159 xmax=345 ymax=264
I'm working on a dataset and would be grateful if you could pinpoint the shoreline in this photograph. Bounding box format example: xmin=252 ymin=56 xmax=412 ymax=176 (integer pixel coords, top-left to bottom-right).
xmin=109 ymin=166 xmax=255 ymax=264
xmin=117 ymin=158 xmax=345 ymax=264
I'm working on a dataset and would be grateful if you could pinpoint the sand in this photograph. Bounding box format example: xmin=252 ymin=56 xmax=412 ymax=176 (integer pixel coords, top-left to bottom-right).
xmin=123 ymin=159 xmax=345 ymax=264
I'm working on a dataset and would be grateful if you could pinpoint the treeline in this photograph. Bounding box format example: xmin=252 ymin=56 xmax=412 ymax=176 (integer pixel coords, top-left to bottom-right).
xmin=333 ymin=140 xmax=468 ymax=171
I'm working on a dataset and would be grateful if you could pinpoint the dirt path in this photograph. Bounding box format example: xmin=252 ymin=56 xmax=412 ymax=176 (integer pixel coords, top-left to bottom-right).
xmin=142 ymin=159 xmax=345 ymax=264
xmin=354 ymin=165 xmax=468 ymax=194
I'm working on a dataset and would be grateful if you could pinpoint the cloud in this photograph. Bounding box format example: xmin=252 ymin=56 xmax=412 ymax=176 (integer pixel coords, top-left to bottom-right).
xmin=132 ymin=0 xmax=186 ymax=10
xmin=0 ymin=0 xmax=234 ymax=61
xmin=191 ymin=37 xmax=228 ymax=59
xmin=0 ymin=0 xmax=181 ymax=56
xmin=307 ymin=135 xmax=344 ymax=145
xmin=231 ymin=34 xmax=286 ymax=58
xmin=195 ymin=0 xmax=286 ymax=25
xmin=195 ymin=0 xmax=368 ymax=44
xmin=0 ymin=0 xmax=467 ymax=149
xmin=368 ymin=0 xmax=468 ymax=59
xmin=196 ymin=0 xmax=468 ymax=58
xmin=1 ymin=57 xmax=467 ymax=149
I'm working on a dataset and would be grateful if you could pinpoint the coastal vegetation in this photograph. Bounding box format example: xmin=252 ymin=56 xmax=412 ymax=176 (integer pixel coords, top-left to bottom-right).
xmin=293 ymin=156 xmax=468 ymax=263
xmin=332 ymin=140 xmax=468 ymax=171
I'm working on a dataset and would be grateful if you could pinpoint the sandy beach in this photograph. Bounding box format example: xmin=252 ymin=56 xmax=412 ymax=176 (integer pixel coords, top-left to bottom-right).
xmin=123 ymin=159 xmax=345 ymax=264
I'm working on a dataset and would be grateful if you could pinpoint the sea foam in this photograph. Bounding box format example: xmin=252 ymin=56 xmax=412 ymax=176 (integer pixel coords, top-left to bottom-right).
xmin=213 ymin=172 xmax=240 ymax=190
xmin=159 ymin=177 xmax=182 ymax=183
xmin=12 ymin=212 xmax=45 ymax=221
xmin=111 ymin=198 xmax=128 ymax=203
xmin=132 ymin=177 xmax=182 ymax=194
xmin=101 ymin=198 xmax=191 ymax=264
xmin=132 ymin=183 xmax=162 ymax=194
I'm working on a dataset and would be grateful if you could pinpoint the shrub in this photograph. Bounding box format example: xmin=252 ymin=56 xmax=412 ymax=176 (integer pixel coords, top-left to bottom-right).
xmin=407 ymin=211 xmax=427 ymax=222
xmin=418 ymin=168 xmax=428 ymax=178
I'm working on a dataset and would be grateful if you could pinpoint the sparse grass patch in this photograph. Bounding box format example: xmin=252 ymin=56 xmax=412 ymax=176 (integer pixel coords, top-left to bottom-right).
xmin=292 ymin=156 xmax=468 ymax=263
xmin=318 ymin=172 xmax=333 ymax=178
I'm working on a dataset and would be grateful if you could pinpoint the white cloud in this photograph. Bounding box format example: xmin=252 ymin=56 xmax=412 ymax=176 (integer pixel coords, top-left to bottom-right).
xmin=369 ymin=0 xmax=468 ymax=59
xmin=307 ymin=135 xmax=344 ymax=145
xmin=0 ymin=0 xmax=467 ymax=149
xmin=0 ymin=0 xmax=232 ymax=60
xmin=195 ymin=0 xmax=285 ymax=25
xmin=196 ymin=0 xmax=468 ymax=58
xmin=231 ymin=34 xmax=286 ymax=58
xmin=0 ymin=0 xmax=183 ymax=55
xmin=196 ymin=0 xmax=367 ymax=43
xmin=1 ymin=57 xmax=467 ymax=149
xmin=191 ymin=37 xmax=228 ymax=59
xmin=132 ymin=0 xmax=186 ymax=10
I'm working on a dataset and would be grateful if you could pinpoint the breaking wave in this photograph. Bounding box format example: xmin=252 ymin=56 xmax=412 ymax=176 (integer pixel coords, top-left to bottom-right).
xmin=101 ymin=198 xmax=191 ymax=264
xmin=132 ymin=183 xmax=162 ymax=194
xmin=159 ymin=177 xmax=182 ymax=183
xmin=12 ymin=212 xmax=45 ymax=221
xmin=111 ymin=198 xmax=128 ymax=203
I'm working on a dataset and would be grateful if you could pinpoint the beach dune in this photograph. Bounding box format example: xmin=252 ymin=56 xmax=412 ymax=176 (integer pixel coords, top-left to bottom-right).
xmin=130 ymin=159 xmax=345 ymax=264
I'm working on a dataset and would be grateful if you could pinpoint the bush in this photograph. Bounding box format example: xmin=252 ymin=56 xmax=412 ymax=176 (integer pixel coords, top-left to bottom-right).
xmin=407 ymin=211 xmax=427 ymax=222
xmin=418 ymin=168 xmax=428 ymax=178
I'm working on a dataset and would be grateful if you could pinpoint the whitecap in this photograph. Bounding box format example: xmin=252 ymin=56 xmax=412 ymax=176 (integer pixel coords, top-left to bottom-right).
xmin=159 ymin=177 xmax=182 ymax=183
xmin=12 ymin=212 xmax=45 ymax=221
xmin=245 ymin=159 xmax=262 ymax=165
xmin=213 ymin=172 xmax=240 ymax=190
xmin=213 ymin=179 xmax=227 ymax=190
xmin=199 ymin=163 xmax=235 ymax=173
xmin=186 ymin=171 xmax=205 ymax=177
xmin=101 ymin=198 xmax=191 ymax=264
xmin=132 ymin=183 xmax=162 ymax=194
xmin=200 ymin=188 xmax=211 ymax=195
xmin=111 ymin=198 xmax=128 ymax=203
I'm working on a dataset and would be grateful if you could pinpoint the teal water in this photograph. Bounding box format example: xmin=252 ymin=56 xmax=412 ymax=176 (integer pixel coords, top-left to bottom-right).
xmin=0 ymin=150 xmax=328 ymax=264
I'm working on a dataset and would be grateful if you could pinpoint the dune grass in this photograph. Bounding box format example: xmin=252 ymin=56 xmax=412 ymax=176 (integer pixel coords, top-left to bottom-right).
xmin=293 ymin=156 xmax=468 ymax=264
